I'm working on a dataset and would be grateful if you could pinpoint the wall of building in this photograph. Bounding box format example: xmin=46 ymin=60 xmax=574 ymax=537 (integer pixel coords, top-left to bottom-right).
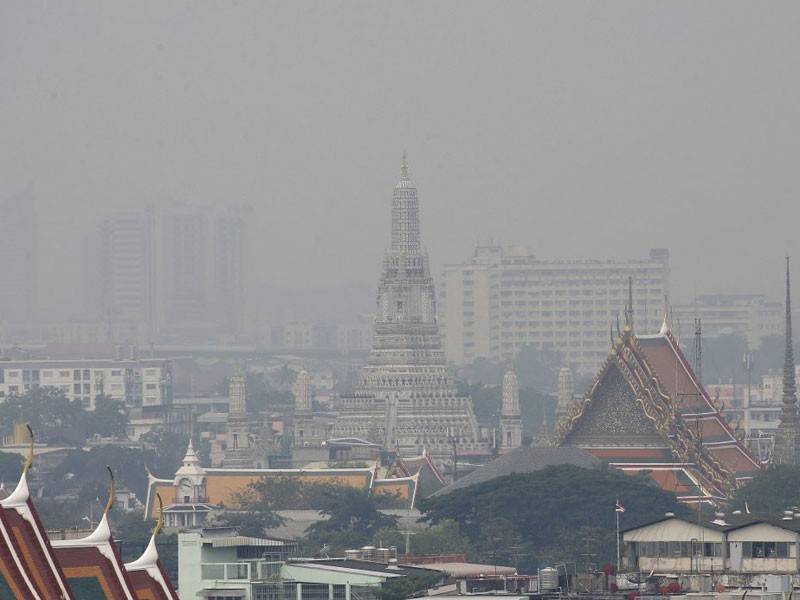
xmin=0 ymin=359 xmax=171 ymax=410
xmin=441 ymin=246 xmax=670 ymax=373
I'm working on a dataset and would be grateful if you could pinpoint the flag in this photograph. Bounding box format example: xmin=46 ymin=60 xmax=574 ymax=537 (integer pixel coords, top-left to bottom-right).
xmin=616 ymin=500 xmax=626 ymax=513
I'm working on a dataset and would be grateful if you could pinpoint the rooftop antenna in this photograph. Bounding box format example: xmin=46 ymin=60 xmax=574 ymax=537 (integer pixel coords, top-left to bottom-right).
xmin=694 ymin=318 xmax=703 ymax=385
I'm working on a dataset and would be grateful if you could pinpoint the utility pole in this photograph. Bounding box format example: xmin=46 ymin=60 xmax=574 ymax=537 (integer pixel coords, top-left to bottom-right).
xmin=743 ymin=353 xmax=753 ymax=437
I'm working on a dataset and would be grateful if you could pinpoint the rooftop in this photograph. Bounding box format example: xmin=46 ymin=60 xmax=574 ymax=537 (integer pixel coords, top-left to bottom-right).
xmin=433 ymin=446 xmax=601 ymax=496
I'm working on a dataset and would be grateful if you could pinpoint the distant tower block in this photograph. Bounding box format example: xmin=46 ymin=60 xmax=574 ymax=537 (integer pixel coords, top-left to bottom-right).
xmin=500 ymin=370 xmax=523 ymax=450
xmin=557 ymin=366 xmax=575 ymax=423
xmin=293 ymin=370 xmax=312 ymax=414
xmin=228 ymin=367 xmax=246 ymax=415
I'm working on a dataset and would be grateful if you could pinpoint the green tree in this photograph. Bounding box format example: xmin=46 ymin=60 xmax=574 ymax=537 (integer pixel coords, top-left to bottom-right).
xmin=374 ymin=520 xmax=473 ymax=557
xmin=306 ymin=487 xmax=398 ymax=551
xmin=379 ymin=572 xmax=442 ymax=600
xmin=419 ymin=464 xmax=688 ymax=570
xmin=49 ymin=446 xmax=151 ymax=501
xmin=0 ymin=387 xmax=84 ymax=444
xmin=86 ymin=395 xmax=129 ymax=438
xmin=34 ymin=497 xmax=83 ymax=530
xmin=210 ymin=510 xmax=285 ymax=537
xmin=0 ymin=451 xmax=24 ymax=481
xmin=513 ymin=344 xmax=564 ymax=391
xmin=731 ymin=464 xmax=800 ymax=513
xmin=140 ymin=429 xmax=189 ymax=477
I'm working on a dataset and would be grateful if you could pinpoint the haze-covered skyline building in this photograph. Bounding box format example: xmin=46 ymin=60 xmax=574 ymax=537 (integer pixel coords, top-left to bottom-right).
xmin=332 ymin=155 xmax=486 ymax=462
xmin=159 ymin=202 xmax=248 ymax=339
xmin=87 ymin=206 xmax=156 ymax=343
xmin=440 ymin=244 xmax=670 ymax=373
xmin=0 ymin=193 xmax=37 ymax=326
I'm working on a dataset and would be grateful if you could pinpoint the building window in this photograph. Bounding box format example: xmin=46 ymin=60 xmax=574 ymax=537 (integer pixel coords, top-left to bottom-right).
xmin=742 ymin=542 xmax=784 ymax=558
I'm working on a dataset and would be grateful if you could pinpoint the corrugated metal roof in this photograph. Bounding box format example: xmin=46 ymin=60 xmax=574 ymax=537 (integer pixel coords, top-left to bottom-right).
xmin=209 ymin=536 xmax=292 ymax=548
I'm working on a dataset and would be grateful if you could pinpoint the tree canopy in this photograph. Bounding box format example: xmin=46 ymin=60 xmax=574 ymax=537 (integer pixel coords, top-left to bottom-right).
xmin=418 ymin=464 xmax=688 ymax=571
xmin=306 ymin=486 xmax=398 ymax=552
xmin=0 ymin=387 xmax=129 ymax=444
xmin=731 ymin=464 xmax=800 ymax=513
xmin=0 ymin=451 xmax=24 ymax=481
xmin=456 ymin=381 xmax=555 ymax=436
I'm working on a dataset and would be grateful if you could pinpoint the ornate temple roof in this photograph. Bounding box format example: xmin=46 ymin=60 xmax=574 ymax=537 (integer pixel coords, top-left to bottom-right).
xmin=124 ymin=495 xmax=179 ymax=600
xmin=0 ymin=428 xmax=179 ymax=599
xmin=146 ymin=442 xmax=433 ymax=520
xmin=0 ymin=443 xmax=74 ymax=599
xmin=554 ymin=317 xmax=762 ymax=504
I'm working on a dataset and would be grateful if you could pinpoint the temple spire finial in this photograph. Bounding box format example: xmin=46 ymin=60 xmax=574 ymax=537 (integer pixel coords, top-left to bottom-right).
xmin=103 ymin=466 xmax=115 ymax=516
xmin=23 ymin=424 xmax=34 ymax=475
xmin=154 ymin=493 xmax=164 ymax=538
xmin=400 ymin=151 xmax=409 ymax=180
xmin=783 ymin=256 xmax=797 ymax=409
xmin=624 ymin=276 xmax=634 ymax=333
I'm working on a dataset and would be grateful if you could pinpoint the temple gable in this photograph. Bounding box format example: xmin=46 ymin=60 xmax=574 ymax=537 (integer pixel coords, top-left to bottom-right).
xmin=563 ymin=363 xmax=665 ymax=447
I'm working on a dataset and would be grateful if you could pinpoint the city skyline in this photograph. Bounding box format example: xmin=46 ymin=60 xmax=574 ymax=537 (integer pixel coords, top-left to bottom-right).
xmin=3 ymin=1 xmax=800 ymax=324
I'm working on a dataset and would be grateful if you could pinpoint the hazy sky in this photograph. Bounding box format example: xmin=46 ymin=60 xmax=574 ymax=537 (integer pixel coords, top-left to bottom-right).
xmin=2 ymin=1 xmax=799 ymax=319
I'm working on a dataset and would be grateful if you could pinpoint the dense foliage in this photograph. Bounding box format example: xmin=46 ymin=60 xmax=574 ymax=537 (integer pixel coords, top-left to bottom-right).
xmin=0 ymin=388 xmax=128 ymax=444
xmin=457 ymin=381 xmax=555 ymax=438
xmin=418 ymin=464 xmax=688 ymax=571
xmin=211 ymin=476 xmax=399 ymax=544
xmin=374 ymin=520 xmax=472 ymax=557
xmin=731 ymin=464 xmax=800 ymax=513
xmin=0 ymin=451 xmax=24 ymax=481
xmin=306 ymin=486 xmax=398 ymax=551
xmin=379 ymin=571 xmax=442 ymax=600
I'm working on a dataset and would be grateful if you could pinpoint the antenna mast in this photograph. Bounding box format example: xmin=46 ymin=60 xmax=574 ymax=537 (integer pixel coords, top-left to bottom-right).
xmin=694 ymin=318 xmax=702 ymax=385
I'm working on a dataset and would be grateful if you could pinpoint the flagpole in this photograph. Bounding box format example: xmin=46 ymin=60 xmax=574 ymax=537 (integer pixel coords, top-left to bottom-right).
xmin=616 ymin=498 xmax=621 ymax=574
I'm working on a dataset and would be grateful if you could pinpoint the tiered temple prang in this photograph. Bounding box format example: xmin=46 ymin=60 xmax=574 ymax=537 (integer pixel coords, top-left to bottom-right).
xmin=331 ymin=155 xmax=488 ymax=463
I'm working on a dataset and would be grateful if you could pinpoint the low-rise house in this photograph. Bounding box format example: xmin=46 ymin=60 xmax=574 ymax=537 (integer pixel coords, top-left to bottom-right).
xmin=623 ymin=512 xmax=800 ymax=575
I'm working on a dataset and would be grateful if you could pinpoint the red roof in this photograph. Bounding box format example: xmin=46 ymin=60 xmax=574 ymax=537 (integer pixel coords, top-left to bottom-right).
xmin=0 ymin=475 xmax=74 ymax=599
xmin=556 ymin=325 xmax=762 ymax=502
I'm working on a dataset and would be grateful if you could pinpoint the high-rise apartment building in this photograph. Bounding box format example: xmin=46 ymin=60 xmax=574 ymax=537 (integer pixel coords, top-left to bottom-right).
xmin=441 ymin=245 xmax=670 ymax=373
xmin=159 ymin=202 xmax=248 ymax=337
xmin=88 ymin=207 xmax=156 ymax=342
xmin=0 ymin=193 xmax=37 ymax=325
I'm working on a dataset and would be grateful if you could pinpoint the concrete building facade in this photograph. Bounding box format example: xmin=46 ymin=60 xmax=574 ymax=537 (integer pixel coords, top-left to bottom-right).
xmin=0 ymin=358 xmax=172 ymax=410
xmin=0 ymin=193 xmax=36 ymax=326
xmin=441 ymin=245 xmax=670 ymax=373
